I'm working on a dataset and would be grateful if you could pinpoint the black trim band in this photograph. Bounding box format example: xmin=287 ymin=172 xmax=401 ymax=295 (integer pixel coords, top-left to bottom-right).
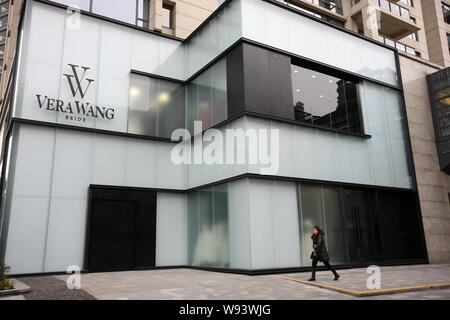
xmin=12 ymin=258 xmax=428 ymax=277
xmin=90 ymin=170 xmax=418 ymax=195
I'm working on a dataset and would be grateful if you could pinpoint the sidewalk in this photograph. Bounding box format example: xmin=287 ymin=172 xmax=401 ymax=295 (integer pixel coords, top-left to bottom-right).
xmin=5 ymin=264 xmax=450 ymax=300
xmin=274 ymin=264 xmax=450 ymax=297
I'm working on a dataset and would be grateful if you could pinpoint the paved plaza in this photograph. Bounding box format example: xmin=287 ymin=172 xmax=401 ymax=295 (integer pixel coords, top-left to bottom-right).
xmin=2 ymin=264 xmax=450 ymax=300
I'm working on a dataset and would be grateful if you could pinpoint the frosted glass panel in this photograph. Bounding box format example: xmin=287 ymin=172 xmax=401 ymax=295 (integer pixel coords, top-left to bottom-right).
xmin=384 ymin=87 xmax=413 ymax=187
xmin=248 ymin=179 xmax=275 ymax=269
xmin=298 ymin=183 xmax=324 ymax=266
xmin=248 ymin=179 xmax=300 ymax=269
xmin=44 ymin=199 xmax=87 ymax=272
xmin=227 ymin=179 xmax=251 ymax=269
xmin=128 ymin=74 xmax=185 ymax=138
xmin=322 ymin=186 xmax=348 ymax=264
xmin=184 ymin=0 xmax=242 ymax=78
xmin=268 ymin=180 xmax=301 ymax=268
xmin=186 ymin=192 xmax=199 ymax=266
xmin=213 ymin=184 xmax=230 ymax=268
xmin=186 ymin=58 xmax=227 ymax=134
xmin=156 ymin=193 xmax=186 ymax=266
xmin=187 ymin=181 xmax=255 ymax=269
xmin=241 ymin=0 xmax=398 ymax=86
xmin=197 ymin=188 xmax=214 ymax=267
xmin=4 ymin=198 xmax=50 ymax=274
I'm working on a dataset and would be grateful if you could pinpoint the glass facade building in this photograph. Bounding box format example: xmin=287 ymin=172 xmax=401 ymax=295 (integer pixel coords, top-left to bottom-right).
xmin=0 ymin=0 xmax=427 ymax=275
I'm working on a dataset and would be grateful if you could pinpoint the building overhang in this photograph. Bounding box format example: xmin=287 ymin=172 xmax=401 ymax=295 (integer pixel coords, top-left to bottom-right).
xmin=351 ymin=6 xmax=420 ymax=40
xmin=376 ymin=8 xmax=420 ymax=39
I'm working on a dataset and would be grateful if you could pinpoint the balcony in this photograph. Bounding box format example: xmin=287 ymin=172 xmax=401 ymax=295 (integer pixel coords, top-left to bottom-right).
xmin=351 ymin=0 xmax=419 ymax=40
xmin=377 ymin=0 xmax=420 ymax=39
xmin=286 ymin=0 xmax=344 ymax=16
xmin=378 ymin=0 xmax=410 ymax=19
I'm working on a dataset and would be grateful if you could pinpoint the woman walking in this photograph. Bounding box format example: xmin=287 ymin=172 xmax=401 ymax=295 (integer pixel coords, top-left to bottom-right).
xmin=309 ymin=225 xmax=340 ymax=281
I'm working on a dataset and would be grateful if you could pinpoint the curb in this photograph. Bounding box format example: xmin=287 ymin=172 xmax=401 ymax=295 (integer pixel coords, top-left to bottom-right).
xmin=0 ymin=279 xmax=31 ymax=296
xmin=271 ymin=275 xmax=450 ymax=297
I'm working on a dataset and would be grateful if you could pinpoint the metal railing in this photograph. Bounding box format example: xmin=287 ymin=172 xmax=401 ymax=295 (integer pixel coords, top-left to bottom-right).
xmin=379 ymin=35 xmax=417 ymax=56
xmin=378 ymin=0 xmax=410 ymax=19
xmin=295 ymin=0 xmax=343 ymax=15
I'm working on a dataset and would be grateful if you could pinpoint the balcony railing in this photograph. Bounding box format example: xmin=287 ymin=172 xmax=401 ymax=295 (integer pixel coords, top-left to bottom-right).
xmin=296 ymin=0 xmax=343 ymax=15
xmin=379 ymin=35 xmax=418 ymax=56
xmin=378 ymin=0 xmax=410 ymax=20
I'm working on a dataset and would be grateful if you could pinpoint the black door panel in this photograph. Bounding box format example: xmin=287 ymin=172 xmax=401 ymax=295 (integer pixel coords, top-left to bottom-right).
xmin=86 ymin=187 xmax=156 ymax=272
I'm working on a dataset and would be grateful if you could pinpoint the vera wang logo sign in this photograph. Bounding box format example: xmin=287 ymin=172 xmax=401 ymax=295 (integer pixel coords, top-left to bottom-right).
xmin=36 ymin=64 xmax=115 ymax=123
xmin=63 ymin=64 xmax=94 ymax=99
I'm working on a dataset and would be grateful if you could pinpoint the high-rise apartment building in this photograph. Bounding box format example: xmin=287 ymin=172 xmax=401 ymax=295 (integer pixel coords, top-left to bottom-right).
xmin=0 ymin=0 xmax=448 ymax=275
xmin=0 ymin=0 xmax=10 ymax=79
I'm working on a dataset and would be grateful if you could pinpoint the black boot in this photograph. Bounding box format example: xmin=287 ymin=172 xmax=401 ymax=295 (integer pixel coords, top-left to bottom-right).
xmin=308 ymin=271 xmax=316 ymax=281
xmin=333 ymin=274 xmax=340 ymax=281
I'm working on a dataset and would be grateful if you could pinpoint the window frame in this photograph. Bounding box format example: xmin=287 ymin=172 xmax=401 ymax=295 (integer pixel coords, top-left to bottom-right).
xmin=443 ymin=2 xmax=450 ymax=24
xmin=162 ymin=3 xmax=174 ymax=30
xmin=289 ymin=59 xmax=365 ymax=135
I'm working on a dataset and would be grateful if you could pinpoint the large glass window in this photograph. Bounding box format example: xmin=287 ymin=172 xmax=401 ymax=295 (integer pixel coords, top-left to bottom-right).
xmin=137 ymin=0 xmax=150 ymax=28
xmin=447 ymin=33 xmax=450 ymax=53
xmin=50 ymin=0 xmax=150 ymax=27
xmin=162 ymin=3 xmax=174 ymax=29
xmin=0 ymin=15 xmax=7 ymax=29
xmin=128 ymin=74 xmax=185 ymax=138
xmin=0 ymin=30 xmax=5 ymax=44
xmin=285 ymin=1 xmax=345 ymax=27
xmin=399 ymin=0 xmax=414 ymax=7
xmin=187 ymin=185 xmax=230 ymax=268
xmin=318 ymin=0 xmax=343 ymax=15
xmin=291 ymin=65 xmax=362 ymax=133
xmin=297 ymin=183 xmax=350 ymax=266
xmin=50 ymin=0 xmax=92 ymax=11
xmin=187 ymin=58 xmax=228 ymax=134
xmin=443 ymin=3 xmax=450 ymax=24
xmin=0 ymin=1 xmax=9 ymax=15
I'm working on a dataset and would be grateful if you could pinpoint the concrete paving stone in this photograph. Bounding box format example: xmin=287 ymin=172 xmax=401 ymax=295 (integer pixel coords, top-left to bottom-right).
xmin=17 ymin=264 xmax=446 ymax=300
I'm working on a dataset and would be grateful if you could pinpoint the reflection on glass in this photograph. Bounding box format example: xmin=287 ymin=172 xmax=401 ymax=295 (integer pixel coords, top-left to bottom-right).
xmin=187 ymin=58 xmax=228 ymax=134
xmin=322 ymin=186 xmax=348 ymax=264
xmin=291 ymin=65 xmax=362 ymax=133
xmin=298 ymin=183 xmax=352 ymax=266
xmin=298 ymin=184 xmax=324 ymax=266
xmin=342 ymin=189 xmax=377 ymax=263
xmin=50 ymin=0 xmax=91 ymax=11
xmin=50 ymin=0 xmax=150 ymax=27
xmin=187 ymin=186 xmax=230 ymax=268
xmin=128 ymin=74 xmax=185 ymax=138
xmin=162 ymin=4 xmax=173 ymax=29
xmin=92 ymin=0 xmax=136 ymax=24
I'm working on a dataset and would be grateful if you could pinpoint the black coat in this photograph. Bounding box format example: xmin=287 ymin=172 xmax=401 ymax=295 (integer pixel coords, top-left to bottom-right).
xmin=311 ymin=235 xmax=329 ymax=262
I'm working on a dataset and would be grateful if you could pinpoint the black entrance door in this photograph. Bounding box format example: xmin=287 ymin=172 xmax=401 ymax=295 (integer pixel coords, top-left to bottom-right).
xmin=86 ymin=187 xmax=157 ymax=272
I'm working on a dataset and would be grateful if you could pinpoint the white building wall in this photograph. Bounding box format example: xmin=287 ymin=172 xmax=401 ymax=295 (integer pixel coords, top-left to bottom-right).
xmin=4 ymin=124 xmax=186 ymax=274
xmin=156 ymin=192 xmax=187 ymax=267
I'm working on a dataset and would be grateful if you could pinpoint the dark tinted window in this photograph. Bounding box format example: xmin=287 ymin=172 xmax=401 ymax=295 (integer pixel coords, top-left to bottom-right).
xmin=291 ymin=65 xmax=363 ymax=133
xmin=443 ymin=3 xmax=450 ymax=24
